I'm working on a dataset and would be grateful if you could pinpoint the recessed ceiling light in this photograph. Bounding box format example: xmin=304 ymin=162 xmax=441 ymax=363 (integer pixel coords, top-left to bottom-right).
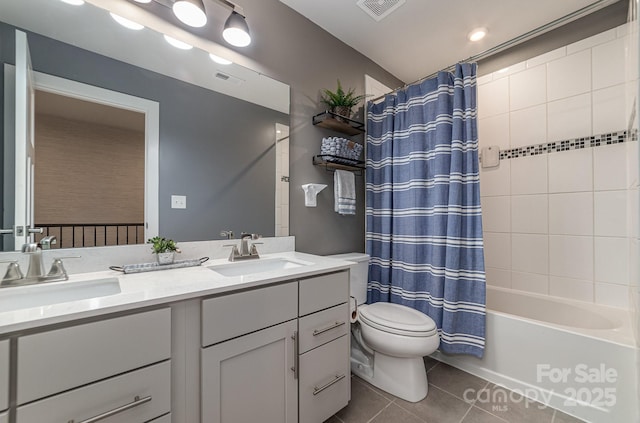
xmin=60 ymin=0 xmax=85 ymax=5
xmin=133 ymin=0 xmax=152 ymax=3
xmin=173 ymin=0 xmax=208 ymax=28
xmin=468 ymin=27 xmax=487 ymax=42
xmin=209 ymin=53 xmax=232 ymax=65
xmin=163 ymin=35 xmax=193 ymax=50
xmin=110 ymin=13 xmax=145 ymax=31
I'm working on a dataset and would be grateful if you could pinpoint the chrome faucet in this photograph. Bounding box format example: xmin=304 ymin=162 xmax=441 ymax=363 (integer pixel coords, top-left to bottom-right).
xmin=0 ymin=237 xmax=75 ymax=288
xmin=22 ymin=242 xmax=45 ymax=279
xmin=40 ymin=235 xmax=57 ymax=250
xmin=225 ymin=233 xmax=262 ymax=261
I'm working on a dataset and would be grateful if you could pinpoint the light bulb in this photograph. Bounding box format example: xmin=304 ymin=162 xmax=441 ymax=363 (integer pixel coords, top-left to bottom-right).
xmin=223 ymin=12 xmax=251 ymax=47
xmin=173 ymin=0 xmax=207 ymax=28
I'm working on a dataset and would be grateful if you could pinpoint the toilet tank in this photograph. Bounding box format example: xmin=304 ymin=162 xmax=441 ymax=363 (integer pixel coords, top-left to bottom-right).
xmin=327 ymin=253 xmax=370 ymax=305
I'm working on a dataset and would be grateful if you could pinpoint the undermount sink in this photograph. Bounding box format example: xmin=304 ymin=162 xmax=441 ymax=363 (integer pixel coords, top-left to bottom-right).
xmin=207 ymin=258 xmax=310 ymax=277
xmin=0 ymin=277 xmax=121 ymax=313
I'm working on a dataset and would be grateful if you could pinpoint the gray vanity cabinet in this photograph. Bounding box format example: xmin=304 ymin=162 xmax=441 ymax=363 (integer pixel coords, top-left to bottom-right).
xmin=201 ymin=281 xmax=299 ymax=423
xmin=14 ymin=308 xmax=172 ymax=423
xmin=0 ymin=412 xmax=6 ymax=423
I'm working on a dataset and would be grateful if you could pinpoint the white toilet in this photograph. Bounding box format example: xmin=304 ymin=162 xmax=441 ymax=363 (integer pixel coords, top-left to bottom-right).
xmin=328 ymin=253 xmax=440 ymax=403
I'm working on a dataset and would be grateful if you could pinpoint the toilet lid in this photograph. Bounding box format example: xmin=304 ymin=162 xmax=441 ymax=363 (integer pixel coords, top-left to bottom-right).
xmin=359 ymin=303 xmax=437 ymax=337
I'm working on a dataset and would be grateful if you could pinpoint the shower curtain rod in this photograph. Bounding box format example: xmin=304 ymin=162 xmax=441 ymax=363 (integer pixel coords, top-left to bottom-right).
xmin=369 ymin=0 xmax=620 ymax=103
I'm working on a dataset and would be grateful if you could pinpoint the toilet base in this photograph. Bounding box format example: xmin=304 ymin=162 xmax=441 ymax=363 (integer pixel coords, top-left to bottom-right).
xmin=352 ymin=351 xmax=428 ymax=402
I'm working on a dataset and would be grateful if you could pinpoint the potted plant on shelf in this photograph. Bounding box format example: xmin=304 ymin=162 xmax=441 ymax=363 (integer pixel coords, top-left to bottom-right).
xmin=148 ymin=236 xmax=181 ymax=265
xmin=320 ymin=79 xmax=367 ymax=120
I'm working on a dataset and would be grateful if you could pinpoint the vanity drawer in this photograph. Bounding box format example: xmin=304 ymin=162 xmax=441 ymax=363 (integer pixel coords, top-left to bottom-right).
xmin=16 ymin=360 xmax=170 ymax=423
xmin=299 ymin=303 xmax=349 ymax=354
xmin=149 ymin=413 xmax=172 ymax=423
xmin=299 ymin=335 xmax=350 ymax=423
xmin=17 ymin=308 xmax=171 ymax=404
xmin=299 ymin=271 xmax=349 ymax=316
xmin=202 ymin=281 xmax=297 ymax=347
xmin=0 ymin=340 xmax=8 ymax=412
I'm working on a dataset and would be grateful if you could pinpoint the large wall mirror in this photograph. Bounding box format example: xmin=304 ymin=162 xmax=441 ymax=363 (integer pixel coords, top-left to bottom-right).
xmin=0 ymin=0 xmax=290 ymax=252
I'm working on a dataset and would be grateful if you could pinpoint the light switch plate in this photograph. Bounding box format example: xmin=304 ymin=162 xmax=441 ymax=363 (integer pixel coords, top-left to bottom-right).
xmin=171 ymin=195 xmax=186 ymax=209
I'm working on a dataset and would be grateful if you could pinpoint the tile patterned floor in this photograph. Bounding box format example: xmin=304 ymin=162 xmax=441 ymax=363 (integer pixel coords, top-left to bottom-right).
xmin=326 ymin=358 xmax=586 ymax=423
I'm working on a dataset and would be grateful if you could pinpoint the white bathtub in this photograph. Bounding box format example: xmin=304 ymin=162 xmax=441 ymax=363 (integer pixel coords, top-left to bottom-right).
xmin=432 ymin=286 xmax=638 ymax=423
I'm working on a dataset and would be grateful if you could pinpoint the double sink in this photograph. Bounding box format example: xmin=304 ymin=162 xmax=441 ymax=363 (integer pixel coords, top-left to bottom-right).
xmin=0 ymin=257 xmax=311 ymax=313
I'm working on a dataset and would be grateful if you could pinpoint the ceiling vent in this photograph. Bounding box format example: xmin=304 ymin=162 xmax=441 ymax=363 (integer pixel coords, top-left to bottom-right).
xmin=356 ymin=0 xmax=406 ymax=22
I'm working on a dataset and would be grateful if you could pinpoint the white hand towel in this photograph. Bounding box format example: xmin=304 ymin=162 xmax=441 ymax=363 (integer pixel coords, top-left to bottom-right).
xmin=334 ymin=169 xmax=356 ymax=215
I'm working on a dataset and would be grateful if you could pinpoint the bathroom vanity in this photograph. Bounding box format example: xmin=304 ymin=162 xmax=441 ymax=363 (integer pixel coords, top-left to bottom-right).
xmin=0 ymin=250 xmax=351 ymax=423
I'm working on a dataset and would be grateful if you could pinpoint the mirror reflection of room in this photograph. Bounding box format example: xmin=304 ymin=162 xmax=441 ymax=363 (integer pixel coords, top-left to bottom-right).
xmin=33 ymin=91 xmax=145 ymax=249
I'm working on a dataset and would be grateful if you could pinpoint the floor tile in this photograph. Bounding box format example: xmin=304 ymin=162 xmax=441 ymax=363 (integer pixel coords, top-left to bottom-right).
xmin=473 ymin=384 xmax=554 ymax=423
xmin=424 ymin=356 xmax=439 ymax=372
xmin=353 ymin=375 xmax=397 ymax=401
xmin=369 ymin=403 xmax=426 ymax=423
xmin=395 ymin=384 xmax=471 ymax=423
xmin=462 ymin=406 xmax=509 ymax=423
xmin=426 ymin=362 xmax=489 ymax=401
xmin=336 ymin=377 xmax=391 ymax=423
xmin=553 ymin=410 xmax=586 ymax=423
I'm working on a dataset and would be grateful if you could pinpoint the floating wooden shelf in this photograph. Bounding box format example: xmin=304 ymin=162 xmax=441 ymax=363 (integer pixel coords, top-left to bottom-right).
xmin=312 ymin=155 xmax=365 ymax=175
xmin=312 ymin=111 xmax=365 ymax=136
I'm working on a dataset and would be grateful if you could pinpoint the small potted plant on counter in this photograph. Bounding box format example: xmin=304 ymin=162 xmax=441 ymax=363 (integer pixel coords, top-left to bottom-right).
xmin=320 ymin=79 xmax=367 ymax=120
xmin=148 ymin=236 xmax=181 ymax=265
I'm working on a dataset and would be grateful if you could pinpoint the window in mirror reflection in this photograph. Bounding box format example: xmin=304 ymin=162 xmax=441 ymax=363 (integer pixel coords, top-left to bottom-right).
xmin=33 ymin=91 xmax=145 ymax=249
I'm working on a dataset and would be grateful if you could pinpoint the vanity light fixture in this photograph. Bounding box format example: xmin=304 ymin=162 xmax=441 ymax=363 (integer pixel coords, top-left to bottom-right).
xmin=60 ymin=0 xmax=85 ymax=5
xmin=223 ymin=10 xmax=251 ymax=47
xmin=164 ymin=34 xmax=193 ymax=50
xmin=110 ymin=13 xmax=145 ymax=30
xmin=173 ymin=0 xmax=208 ymax=28
xmin=209 ymin=53 xmax=233 ymax=65
xmin=468 ymin=27 xmax=487 ymax=42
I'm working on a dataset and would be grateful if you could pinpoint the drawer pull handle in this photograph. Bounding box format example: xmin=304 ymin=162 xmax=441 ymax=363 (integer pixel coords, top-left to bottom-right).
xmin=68 ymin=395 xmax=152 ymax=423
xmin=313 ymin=321 xmax=346 ymax=336
xmin=291 ymin=331 xmax=299 ymax=379
xmin=313 ymin=374 xmax=346 ymax=396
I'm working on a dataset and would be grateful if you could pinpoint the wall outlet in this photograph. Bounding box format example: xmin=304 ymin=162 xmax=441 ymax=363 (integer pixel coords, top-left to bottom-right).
xmin=171 ymin=195 xmax=186 ymax=209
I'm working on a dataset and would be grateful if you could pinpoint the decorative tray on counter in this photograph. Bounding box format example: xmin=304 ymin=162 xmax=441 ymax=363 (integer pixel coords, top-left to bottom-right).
xmin=109 ymin=257 xmax=210 ymax=274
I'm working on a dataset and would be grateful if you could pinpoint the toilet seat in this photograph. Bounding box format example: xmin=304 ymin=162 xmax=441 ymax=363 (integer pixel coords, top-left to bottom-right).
xmin=359 ymin=303 xmax=437 ymax=337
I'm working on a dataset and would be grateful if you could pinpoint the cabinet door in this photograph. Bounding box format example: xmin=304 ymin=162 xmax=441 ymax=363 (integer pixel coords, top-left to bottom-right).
xmin=0 ymin=340 xmax=8 ymax=412
xmin=0 ymin=411 xmax=6 ymax=423
xmin=202 ymin=319 xmax=298 ymax=423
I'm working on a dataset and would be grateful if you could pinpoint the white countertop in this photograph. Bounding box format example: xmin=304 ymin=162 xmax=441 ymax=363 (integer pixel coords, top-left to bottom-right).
xmin=0 ymin=252 xmax=352 ymax=335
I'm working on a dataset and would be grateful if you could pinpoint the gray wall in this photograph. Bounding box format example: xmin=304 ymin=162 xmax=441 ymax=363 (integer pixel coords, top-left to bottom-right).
xmin=196 ymin=0 xmax=404 ymax=255
xmin=0 ymin=22 xmax=288 ymax=244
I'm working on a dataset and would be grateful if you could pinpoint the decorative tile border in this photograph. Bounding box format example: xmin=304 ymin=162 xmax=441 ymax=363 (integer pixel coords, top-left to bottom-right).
xmin=498 ymin=129 xmax=638 ymax=160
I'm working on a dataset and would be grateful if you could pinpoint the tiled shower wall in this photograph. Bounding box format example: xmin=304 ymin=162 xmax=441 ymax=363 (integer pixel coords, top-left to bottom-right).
xmin=478 ymin=22 xmax=638 ymax=309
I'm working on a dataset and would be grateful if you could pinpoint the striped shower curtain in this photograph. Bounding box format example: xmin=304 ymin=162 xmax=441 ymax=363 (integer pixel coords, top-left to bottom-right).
xmin=366 ymin=63 xmax=486 ymax=357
